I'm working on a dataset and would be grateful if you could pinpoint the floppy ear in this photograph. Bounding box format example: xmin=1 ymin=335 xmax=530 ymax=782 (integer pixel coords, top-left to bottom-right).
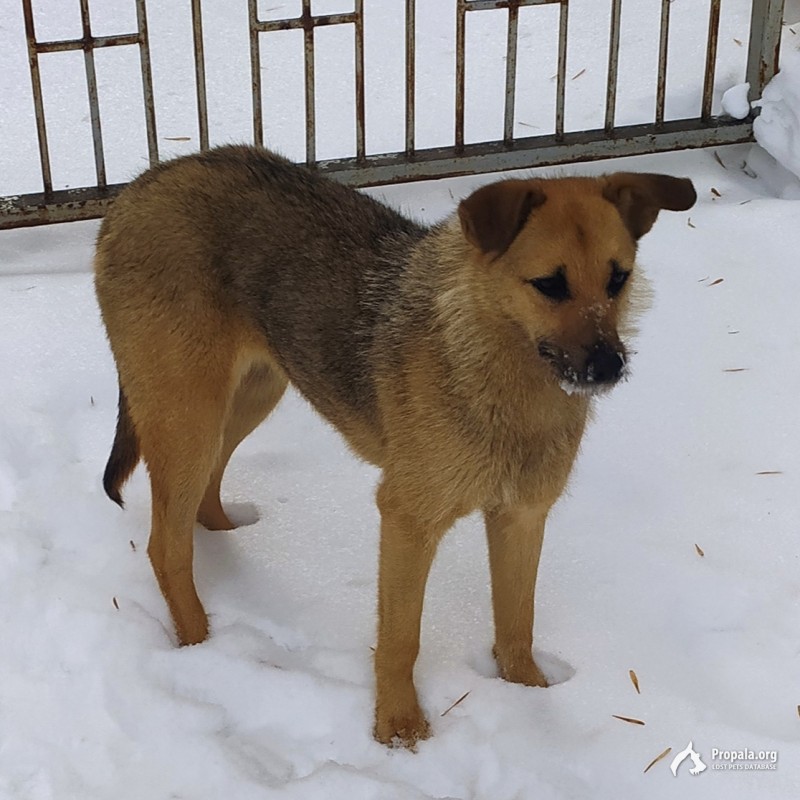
xmin=458 ymin=180 xmax=546 ymax=258
xmin=602 ymin=173 xmax=696 ymax=240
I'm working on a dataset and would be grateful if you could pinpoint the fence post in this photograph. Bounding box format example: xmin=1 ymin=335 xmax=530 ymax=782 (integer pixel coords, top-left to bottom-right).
xmin=746 ymin=0 xmax=785 ymax=102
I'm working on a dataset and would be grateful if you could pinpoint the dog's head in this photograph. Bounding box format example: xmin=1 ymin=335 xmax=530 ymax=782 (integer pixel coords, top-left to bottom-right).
xmin=458 ymin=172 xmax=696 ymax=395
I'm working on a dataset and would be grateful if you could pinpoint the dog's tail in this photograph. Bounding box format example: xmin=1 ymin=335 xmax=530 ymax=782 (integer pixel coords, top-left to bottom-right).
xmin=103 ymin=385 xmax=140 ymax=508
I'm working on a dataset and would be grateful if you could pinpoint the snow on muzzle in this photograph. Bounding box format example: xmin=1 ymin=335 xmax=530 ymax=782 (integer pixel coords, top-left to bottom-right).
xmin=537 ymin=339 xmax=629 ymax=396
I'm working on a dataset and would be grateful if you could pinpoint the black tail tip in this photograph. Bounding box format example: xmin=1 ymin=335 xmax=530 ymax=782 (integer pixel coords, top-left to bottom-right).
xmin=103 ymin=470 xmax=125 ymax=508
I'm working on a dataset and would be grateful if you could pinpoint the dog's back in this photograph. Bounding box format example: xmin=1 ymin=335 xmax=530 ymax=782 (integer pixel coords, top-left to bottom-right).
xmin=96 ymin=146 xmax=425 ymax=447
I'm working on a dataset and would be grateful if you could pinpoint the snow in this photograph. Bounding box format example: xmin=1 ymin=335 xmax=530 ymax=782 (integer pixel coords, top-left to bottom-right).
xmin=721 ymin=82 xmax=751 ymax=120
xmin=2 ymin=3 xmax=800 ymax=799
xmin=753 ymin=46 xmax=800 ymax=182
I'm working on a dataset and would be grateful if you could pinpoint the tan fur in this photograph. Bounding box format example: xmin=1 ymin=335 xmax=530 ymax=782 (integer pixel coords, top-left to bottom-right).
xmin=94 ymin=146 xmax=695 ymax=747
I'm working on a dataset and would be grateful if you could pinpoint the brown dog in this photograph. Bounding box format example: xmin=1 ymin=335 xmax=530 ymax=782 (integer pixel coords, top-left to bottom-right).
xmin=94 ymin=145 xmax=695 ymax=747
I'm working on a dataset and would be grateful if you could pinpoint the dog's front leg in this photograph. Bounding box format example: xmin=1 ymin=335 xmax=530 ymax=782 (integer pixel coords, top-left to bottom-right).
xmin=373 ymin=480 xmax=448 ymax=748
xmin=484 ymin=503 xmax=550 ymax=687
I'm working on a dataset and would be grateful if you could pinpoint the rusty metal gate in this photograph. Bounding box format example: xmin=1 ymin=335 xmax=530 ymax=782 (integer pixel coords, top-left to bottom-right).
xmin=0 ymin=0 xmax=785 ymax=230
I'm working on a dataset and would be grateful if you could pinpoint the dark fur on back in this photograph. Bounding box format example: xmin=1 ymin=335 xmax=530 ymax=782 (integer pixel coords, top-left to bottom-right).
xmin=100 ymin=146 xmax=427 ymax=434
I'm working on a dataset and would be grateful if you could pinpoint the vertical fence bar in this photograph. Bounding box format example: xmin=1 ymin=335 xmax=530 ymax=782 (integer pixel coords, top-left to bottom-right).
xmin=503 ymin=3 xmax=519 ymax=143
xmin=21 ymin=0 xmax=53 ymax=195
xmin=455 ymin=0 xmax=466 ymax=151
xmin=746 ymin=0 xmax=785 ymax=102
xmin=248 ymin=0 xmax=263 ymax=147
xmin=655 ymin=0 xmax=670 ymax=125
xmin=701 ymin=0 xmax=721 ymax=121
xmin=354 ymin=0 xmax=365 ymax=160
xmin=301 ymin=0 xmax=316 ymax=165
xmin=135 ymin=0 xmax=158 ymax=164
xmin=604 ymin=0 xmax=622 ymax=133
xmin=79 ymin=0 xmax=107 ymax=187
xmin=191 ymin=0 xmax=209 ymax=150
xmin=406 ymin=0 xmax=415 ymax=153
xmin=555 ymin=0 xmax=568 ymax=140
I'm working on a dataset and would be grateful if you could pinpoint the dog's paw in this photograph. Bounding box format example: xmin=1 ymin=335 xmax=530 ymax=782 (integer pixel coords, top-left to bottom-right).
xmin=175 ymin=610 xmax=210 ymax=647
xmin=494 ymin=647 xmax=549 ymax=688
xmin=198 ymin=502 xmax=261 ymax=531
xmin=501 ymin=661 xmax=549 ymax=688
xmin=197 ymin=505 xmax=236 ymax=531
xmin=373 ymin=706 xmax=431 ymax=750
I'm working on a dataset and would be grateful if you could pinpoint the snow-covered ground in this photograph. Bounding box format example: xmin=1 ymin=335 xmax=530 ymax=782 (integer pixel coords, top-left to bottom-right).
xmin=2 ymin=2 xmax=800 ymax=799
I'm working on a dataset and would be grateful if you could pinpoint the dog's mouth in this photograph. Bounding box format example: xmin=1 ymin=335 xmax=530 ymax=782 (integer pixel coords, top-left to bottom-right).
xmin=538 ymin=340 xmax=628 ymax=396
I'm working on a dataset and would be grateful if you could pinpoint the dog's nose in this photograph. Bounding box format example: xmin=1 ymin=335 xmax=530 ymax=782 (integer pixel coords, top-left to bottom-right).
xmin=586 ymin=344 xmax=624 ymax=384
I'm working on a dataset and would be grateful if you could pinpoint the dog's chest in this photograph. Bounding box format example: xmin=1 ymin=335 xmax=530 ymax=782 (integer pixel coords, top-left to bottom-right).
xmin=469 ymin=396 xmax=589 ymax=508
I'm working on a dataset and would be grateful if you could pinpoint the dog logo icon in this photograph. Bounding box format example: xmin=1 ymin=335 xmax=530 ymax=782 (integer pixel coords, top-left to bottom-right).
xmin=670 ymin=741 xmax=707 ymax=777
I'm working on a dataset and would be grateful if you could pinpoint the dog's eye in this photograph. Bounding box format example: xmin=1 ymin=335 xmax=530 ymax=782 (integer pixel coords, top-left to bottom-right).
xmin=607 ymin=261 xmax=630 ymax=298
xmin=529 ymin=268 xmax=570 ymax=302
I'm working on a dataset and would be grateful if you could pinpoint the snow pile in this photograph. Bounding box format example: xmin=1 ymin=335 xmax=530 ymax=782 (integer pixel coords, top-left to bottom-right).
xmin=721 ymin=83 xmax=750 ymax=120
xmin=753 ymin=47 xmax=800 ymax=180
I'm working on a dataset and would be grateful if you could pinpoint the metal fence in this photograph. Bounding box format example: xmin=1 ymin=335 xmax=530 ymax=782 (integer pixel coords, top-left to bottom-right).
xmin=0 ymin=0 xmax=785 ymax=230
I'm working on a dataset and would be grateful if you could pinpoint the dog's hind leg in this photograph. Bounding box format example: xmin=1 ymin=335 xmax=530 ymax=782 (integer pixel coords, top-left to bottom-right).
xmin=197 ymin=361 xmax=288 ymax=530
xmin=130 ymin=348 xmax=240 ymax=647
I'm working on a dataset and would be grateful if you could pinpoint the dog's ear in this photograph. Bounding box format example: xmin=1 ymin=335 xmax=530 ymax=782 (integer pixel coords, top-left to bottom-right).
xmin=602 ymin=173 xmax=696 ymax=240
xmin=458 ymin=180 xmax=546 ymax=258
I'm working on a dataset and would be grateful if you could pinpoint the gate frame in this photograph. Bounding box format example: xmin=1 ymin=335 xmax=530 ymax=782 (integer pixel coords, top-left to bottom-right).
xmin=0 ymin=0 xmax=786 ymax=230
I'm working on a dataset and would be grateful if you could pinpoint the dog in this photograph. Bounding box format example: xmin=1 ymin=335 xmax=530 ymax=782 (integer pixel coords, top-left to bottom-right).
xmin=94 ymin=145 xmax=695 ymax=747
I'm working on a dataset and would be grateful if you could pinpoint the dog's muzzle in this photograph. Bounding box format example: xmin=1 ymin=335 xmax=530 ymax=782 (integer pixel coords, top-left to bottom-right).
xmin=538 ymin=340 xmax=628 ymax=395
